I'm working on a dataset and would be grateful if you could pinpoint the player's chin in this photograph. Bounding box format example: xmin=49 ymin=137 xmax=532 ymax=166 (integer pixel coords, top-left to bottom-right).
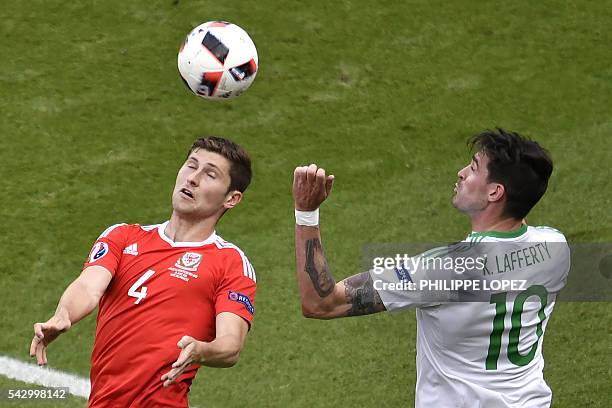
xmin=451 ymin=195 xmax=463 ymax=210
xmin=173 ymin=202 xmax=217 ymax=219
xmin=172 ymin=197 xmax=196 ymax=213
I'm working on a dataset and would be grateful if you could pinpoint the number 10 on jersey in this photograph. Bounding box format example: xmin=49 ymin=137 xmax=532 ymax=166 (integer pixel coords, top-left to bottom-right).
xmin=128 ymin=270 xmax=156 ymax=304
xmin=486 ymin=285 xmax=548 ymax=370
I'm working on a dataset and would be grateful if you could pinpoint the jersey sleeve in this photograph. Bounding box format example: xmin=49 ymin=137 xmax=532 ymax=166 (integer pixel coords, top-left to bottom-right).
xmin=214 ymin=249 xmax=257 ymax=327
xmin=370 ymin=244 xmax=469 ymax=312
xmin=83 ymin=223 xmax=130 ymax=276
xmin=371 ymin=265 xmax=447 ymax=312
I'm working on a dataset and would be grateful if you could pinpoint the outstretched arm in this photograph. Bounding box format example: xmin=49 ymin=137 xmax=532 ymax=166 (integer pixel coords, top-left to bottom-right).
xmin=30 ymin=265 xmax=112 ymax=365
xmin=293 ymin=165 xmax=386 ymax=319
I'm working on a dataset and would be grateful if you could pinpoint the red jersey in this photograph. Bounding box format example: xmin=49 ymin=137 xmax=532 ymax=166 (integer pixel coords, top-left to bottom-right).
xmin=83 ymin=222 xmax=257 ymax=408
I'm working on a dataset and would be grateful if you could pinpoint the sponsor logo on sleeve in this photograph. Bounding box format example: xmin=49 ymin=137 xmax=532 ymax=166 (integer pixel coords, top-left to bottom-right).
xmin=395 ymin=266 xmax=413 ymax=283
xmin=123 ymin=243 xmax=138 ymax=256
xmin=89 ymin=242 xmax=109 ymax=263
xmin=228 ymin=291 xmax=254 ymax=315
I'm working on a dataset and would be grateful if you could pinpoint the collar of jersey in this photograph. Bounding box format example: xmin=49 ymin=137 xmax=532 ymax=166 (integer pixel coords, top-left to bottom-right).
xmin=157 ymin=221 xmax=218 ymax=247
xmin=468 ymin=223 xmax=528 ymax=239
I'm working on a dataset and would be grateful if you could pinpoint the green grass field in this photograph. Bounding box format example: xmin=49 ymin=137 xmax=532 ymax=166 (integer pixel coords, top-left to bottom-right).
xmin=1 ymin=0 xmax=611 ymax=407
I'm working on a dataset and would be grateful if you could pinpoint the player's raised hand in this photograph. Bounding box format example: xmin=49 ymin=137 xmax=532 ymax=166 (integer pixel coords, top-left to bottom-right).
xmin=29 ymin=313 xmax=71 ymax=366
xmin=293 ymin=164 xmax=335 ymax=211
xmin=162 ymin=336 xmax=203 ymax=387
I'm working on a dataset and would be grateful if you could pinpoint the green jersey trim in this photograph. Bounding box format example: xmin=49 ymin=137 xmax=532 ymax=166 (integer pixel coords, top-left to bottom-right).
xmin=468 ymin=224 xmax=528 ymax=239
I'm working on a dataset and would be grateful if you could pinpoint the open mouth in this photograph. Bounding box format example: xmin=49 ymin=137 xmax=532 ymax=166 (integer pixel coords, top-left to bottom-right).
xmin=180 ymin=188 xmax=194 ymax=199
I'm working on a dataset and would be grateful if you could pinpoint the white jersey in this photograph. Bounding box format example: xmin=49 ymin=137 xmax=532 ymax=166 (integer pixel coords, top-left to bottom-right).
xmin=372 ymin=225 xmax=570 ymax=408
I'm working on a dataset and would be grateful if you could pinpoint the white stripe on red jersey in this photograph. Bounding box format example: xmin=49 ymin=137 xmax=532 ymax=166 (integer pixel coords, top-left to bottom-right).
xmin=98 ymin=223 xmax=127 ymax=238
xmin=214 ymin=237 xmax=257 ymax=283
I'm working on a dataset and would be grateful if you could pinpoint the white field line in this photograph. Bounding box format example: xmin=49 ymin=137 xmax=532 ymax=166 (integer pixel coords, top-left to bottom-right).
xmin=0 ymin=355 xmax=201 ymax=407
xmin=0 ymin=355 xmax=90 ymax=398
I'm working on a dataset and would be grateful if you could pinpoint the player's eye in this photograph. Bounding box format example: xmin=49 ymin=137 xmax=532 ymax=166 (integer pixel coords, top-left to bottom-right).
xmin=206 ymin=172 xmax=216 ymax=179
xmin=187 ymin=164 xmax=197 ymax=170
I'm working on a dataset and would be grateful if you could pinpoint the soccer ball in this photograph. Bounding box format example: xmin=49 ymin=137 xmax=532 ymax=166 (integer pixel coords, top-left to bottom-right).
xmin=178 ymin=21 xmax=258 ymax=100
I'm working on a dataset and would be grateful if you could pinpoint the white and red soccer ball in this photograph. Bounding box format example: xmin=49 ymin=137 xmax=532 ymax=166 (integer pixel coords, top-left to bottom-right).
xmin=178 ymin=21 xmax=258 ymax=100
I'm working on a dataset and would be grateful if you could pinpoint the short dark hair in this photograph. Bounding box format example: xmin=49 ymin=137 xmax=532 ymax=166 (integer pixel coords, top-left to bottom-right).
xmin=187 ymin=136 xmax=252 ymax=193
xmin=469 ymin=128 xmax=553 ymax=220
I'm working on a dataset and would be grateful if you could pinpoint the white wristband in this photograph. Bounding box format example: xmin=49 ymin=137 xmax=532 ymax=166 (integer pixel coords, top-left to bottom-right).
xmin=295 ymin=209 xmax=319 ymax=226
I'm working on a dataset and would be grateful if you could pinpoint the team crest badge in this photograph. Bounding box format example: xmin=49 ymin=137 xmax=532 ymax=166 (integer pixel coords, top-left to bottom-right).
xmin=174 ymin=252 xmax=202 ymax=272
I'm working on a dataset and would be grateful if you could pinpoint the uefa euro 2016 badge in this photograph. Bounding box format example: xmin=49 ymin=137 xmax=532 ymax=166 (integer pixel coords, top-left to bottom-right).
xmin=89 ymin=242 xmax=109 ymax=263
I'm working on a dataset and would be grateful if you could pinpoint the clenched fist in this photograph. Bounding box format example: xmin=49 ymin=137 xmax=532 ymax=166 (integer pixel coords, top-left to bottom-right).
xmin=293 ymin=164 xmax=335 ymax=211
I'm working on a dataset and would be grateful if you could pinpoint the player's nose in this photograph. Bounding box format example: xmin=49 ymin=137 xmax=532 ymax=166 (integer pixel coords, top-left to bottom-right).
xmin=186 ymin=171 xmax=199 ymax=186
xmin=457 ymin=166 xmax=466 ymax=180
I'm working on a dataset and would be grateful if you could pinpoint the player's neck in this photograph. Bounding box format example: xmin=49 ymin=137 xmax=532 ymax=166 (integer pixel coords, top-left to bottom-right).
xmin=165 ymin=214 xmax=218 ymax=243
xmin=470 ymin=213 xmax=524 ymax=233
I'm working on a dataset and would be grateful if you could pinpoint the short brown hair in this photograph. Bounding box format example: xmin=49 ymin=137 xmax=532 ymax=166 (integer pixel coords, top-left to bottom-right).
xmin=469 ymin=128 xmax=553 ymax=220
xmin=187 ymin=136 xmax=252 ymax=193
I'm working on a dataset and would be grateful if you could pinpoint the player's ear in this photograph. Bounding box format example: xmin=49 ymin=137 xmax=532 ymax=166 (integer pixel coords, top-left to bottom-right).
xmin=223 ymin=191 xmax=243 ymax=209
xmin=488 ymin=183 xmax=505 ymax=203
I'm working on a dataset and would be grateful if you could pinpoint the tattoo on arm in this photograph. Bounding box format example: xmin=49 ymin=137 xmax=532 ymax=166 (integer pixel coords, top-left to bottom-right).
xmin=304 ymin=238 xmax=336 ymax=298
xmin=343 ymin=272 xmax=386 ymax=316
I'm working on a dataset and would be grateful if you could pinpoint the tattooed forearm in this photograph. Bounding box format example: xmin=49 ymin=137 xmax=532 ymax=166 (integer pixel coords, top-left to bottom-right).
xmin=343 ymin=272 xmax=386 ymax=316
xmin=304 ymin=238 xmax=336 ymax=298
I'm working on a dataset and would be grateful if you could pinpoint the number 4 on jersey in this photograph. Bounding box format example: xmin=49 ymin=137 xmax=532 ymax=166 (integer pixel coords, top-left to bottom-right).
xmin=128 ymin=270 xmax=156 ymax=304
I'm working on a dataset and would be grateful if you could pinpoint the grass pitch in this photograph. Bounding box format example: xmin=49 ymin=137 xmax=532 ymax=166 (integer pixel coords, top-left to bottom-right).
xmin=1 ymin=0 xmax=610 ymax=407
